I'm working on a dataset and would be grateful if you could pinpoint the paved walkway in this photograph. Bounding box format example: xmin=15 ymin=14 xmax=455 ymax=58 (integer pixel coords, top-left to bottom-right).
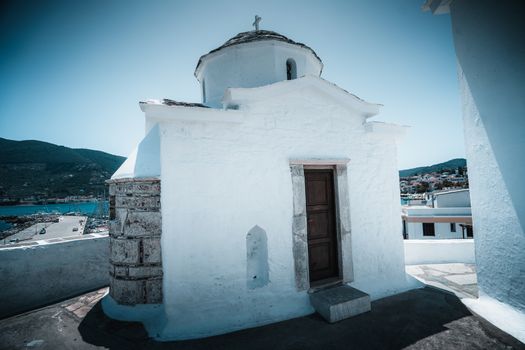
xmin=406 ymin=263 xmax=478 ymax=299
xmin=0 ymin=286 xmax=516 ymax=350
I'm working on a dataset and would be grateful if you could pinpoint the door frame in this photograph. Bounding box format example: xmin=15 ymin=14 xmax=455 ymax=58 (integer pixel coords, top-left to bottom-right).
xmin=290 ymin=159 xmax=354 ymax=291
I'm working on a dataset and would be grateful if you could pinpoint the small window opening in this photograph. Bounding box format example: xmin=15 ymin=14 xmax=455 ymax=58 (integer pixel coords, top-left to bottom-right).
xmin=286 ymin=58 xmax=297 ymax=80
xmin=450 ymin=223 xmax=456 ymax=232
xmin=423 ymin=223 xmax=435 ymax=236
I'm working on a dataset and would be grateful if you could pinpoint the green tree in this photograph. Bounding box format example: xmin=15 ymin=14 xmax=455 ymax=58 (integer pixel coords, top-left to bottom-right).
xmin=416 ymin=181 xmax=430 ymax=193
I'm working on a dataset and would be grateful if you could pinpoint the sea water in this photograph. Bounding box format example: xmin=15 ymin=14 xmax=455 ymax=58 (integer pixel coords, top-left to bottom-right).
xmin=0 ymin=202 xmax=108 ymax=216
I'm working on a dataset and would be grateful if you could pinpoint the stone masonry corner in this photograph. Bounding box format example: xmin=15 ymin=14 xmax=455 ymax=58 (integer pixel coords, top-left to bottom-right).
xmin=107 ymin=178 xmax=162 ymax=305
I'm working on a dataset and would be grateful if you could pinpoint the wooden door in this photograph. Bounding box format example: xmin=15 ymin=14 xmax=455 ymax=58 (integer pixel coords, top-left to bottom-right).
xmin=466 ymin=225 xmax=473 ymax=238
xmin=305 ymin=169 xmax=339 ymax=283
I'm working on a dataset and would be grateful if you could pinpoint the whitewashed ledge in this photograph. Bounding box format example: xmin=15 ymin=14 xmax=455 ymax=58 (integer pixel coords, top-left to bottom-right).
xmin=0 ymin=233 xmax=109 ymax=318
xmin=404 ymin=239 xmax=475 ymax=265
xmin=0 ymin=231 xmax=108 ymax=250
xmin=289 ymin=158 xmax=350 ymax=165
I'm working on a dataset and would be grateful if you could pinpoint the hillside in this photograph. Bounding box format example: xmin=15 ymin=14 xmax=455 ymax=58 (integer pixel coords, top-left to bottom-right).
xmin=399 ymin=158 xmax=467 ymax=178
xmin=0 ymin=138 xmax=125 ymax=202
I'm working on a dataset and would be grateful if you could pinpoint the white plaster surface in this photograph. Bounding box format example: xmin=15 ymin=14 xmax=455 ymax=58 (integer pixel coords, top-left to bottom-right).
xmin=0 ymin=236 xmax=109 ymax=318
xmin=404 ymin=240 xmax=475 ymax=265
xmin=101 ymin=295 xmax=166 ymax=338
xmin=405 ymin=265 xmax=424 ymax=276
xmin=433 ymin=189 xmax=470 ymax=208
xmin=422 ymin=2 xmax=525 ymax=337
xmin=450 ymin=0 xmax=525 ymax=315
xmin=114 ymin=45 xmax=417 ymax=338
xmin=196 ymin=40 xmax=323 ymax=107
xmin=463 ymin=293 xmax=525 ymax=344
xmin=112 ymin=124 xmax=160 ymax=180
xmin=402 ymin=206 xmax=471 ymax=240
xmin=138 ymin=76 xmax=414 ymax=340
xmin=405 ymin=221 xmax=468 ymax=240
xmin=403 ymin=207 xmax=471 ymax=216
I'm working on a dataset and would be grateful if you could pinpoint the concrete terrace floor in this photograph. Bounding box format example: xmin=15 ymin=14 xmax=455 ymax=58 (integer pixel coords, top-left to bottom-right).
xmin=406 ymin=263 xmax=478 ymax=299
xmin=0 ymin=286 xmax=519 ymax=350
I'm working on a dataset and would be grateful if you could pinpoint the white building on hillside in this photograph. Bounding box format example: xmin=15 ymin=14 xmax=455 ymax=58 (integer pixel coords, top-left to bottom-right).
xmin=429 ymin=188 xmax=470 ymax=208
xmin=103 ymin=24 xmax=416 ymax=341
xmin=402 ymin=189 xmax=472 ymax=240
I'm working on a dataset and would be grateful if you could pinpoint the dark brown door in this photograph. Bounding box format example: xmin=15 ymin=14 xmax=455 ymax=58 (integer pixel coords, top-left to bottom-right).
xmin=466 ymin=225 xmax=473 ymax=238
xmin=305 ymin=169 xmax=339 ymax=283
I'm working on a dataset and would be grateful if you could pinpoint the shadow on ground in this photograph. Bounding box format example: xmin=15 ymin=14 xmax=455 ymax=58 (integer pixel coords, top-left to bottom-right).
xmin=75 ymin=287 xmax=514 ymax=350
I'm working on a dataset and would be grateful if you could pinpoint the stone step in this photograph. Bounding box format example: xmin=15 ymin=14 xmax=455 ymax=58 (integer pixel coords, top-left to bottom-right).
xmin=309 ymin=285 xmax=371 ymax=323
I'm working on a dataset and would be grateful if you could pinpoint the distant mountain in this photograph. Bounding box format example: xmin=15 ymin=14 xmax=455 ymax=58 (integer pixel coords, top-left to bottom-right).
xmin=0 ymin=138 xmax=125 ymax=202
xmin=399 ymin=158 xmax=467 ymax=178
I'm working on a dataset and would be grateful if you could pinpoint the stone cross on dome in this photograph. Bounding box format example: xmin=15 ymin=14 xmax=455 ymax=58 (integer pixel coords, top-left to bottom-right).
xmin=252 ymin=15 xmax=261 ymax=31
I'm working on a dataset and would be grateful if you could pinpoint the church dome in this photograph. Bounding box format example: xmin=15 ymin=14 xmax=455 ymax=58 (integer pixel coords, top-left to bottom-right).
xmin=194 ymin=30 xmax=323 ymax=107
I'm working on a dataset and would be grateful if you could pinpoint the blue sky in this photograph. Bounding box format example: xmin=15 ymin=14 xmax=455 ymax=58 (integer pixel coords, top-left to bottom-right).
xmin=0 ymin=0 xmax=463 ymax=169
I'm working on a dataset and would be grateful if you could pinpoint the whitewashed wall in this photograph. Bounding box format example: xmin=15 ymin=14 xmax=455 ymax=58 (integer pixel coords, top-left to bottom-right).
xmin=406 ymin=221 xmax=465 ymax=240
xmin=404 ymin=239 xmax=475 ymax=265
xmin=421 ymin=1 xmax=525 ymax=342
xmin=451 ymin=0 xmax=525 ymax=314
xmin=196 ymin=41 xmax=322 ymax=107
xmin=152 ymin=82 xmax=410 ymax=340
xmin=434 ymin=190 xmax=470 ymax=208
xmin=348 ymin=129 xmax=412 ymax=299
xmin=0 ymin=235 xmax=109 ymax=319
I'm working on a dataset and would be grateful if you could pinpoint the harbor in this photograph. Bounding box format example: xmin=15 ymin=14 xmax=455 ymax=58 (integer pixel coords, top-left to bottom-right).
xmin=0 ymin=201 xmax=109 ymax=246
xmin=1 ymin=215 xmax=87 ymax=245
xmin=0 ymin=201 xmax=107 ymax=217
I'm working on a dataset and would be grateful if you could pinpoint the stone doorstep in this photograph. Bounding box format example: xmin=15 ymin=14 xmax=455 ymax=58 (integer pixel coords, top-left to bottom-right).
xmin=309 ymin=285 xmax=371 ymax=323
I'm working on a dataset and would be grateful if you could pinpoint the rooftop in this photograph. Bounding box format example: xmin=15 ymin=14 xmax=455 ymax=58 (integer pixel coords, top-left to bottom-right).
xmin=402 ymin=206 xmax=472 ymax=217
xmin=0 ymin=286 xmax=516 ymax=349
xmin=407 ymin=263 xmax=478 ymax=299
xmin=432 ymin=188 xmax=470 ymax=196
xmin=139 ymin=99 xmax=209 ymax=108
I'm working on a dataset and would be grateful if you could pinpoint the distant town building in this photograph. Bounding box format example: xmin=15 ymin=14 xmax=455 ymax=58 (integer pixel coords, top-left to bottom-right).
xmin=428 ymin=188 xmax=471 ymax=208
xmin=399 ymin=168 xmax=468 ymax=194
xmin=402 ymin=189 xmax=473 ymax=240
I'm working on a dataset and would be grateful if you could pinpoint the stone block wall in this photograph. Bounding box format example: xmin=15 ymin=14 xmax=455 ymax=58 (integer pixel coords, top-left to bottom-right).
xmin=107 ymin=178 xmax=162 ymax=305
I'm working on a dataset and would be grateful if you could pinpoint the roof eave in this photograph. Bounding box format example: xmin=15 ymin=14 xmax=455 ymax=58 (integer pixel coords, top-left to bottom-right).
xmin=364 ymin=121 xmax=410 ymax=140
xmin=140 ymin=102 xmax=244 ymax=124
xmin=223 ymin=75 xmax=382 ymax=117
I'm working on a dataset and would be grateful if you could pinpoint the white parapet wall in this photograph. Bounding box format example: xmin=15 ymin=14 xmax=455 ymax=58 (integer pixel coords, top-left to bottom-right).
xmin=404 ymin=239 xmax=475 ymax=265
xmin=0 ymin=233 xmax=109 ymax=319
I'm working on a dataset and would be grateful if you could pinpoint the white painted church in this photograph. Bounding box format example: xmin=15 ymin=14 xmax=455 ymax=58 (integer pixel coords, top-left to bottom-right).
xmin=103 ymin=20 xmax=417 ymax=340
